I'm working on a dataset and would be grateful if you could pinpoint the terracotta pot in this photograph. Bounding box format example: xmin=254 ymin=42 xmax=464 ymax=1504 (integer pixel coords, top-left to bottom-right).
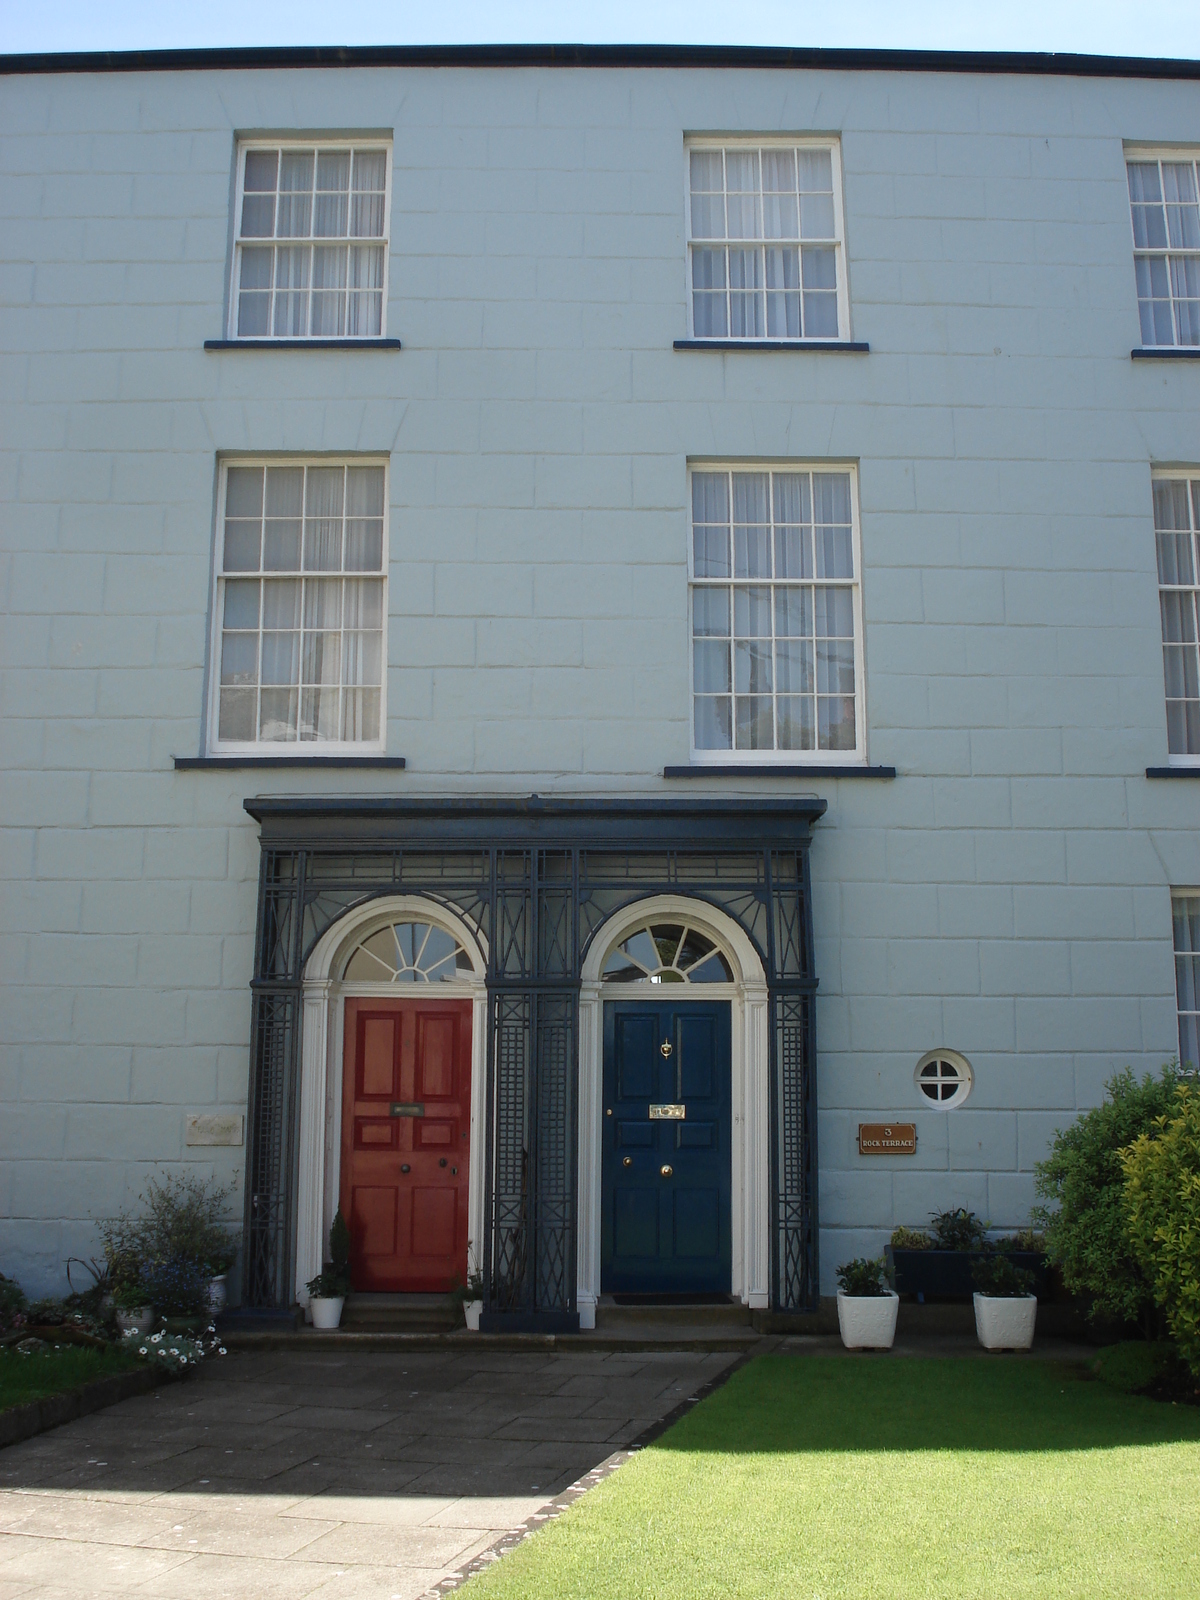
xmin=310 ymin=1296 xmax=345 ymax=1331
xmin=836 ymin=1290 xmax=899 ymax=1349
xmin=974 ymin=1293 xmax=1037 ymax=1350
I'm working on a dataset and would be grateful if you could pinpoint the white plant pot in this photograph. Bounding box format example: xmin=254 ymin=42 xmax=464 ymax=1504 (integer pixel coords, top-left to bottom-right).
xmin=207 ymin=1275 xmax=227 ymax=1315
xmin=463 ymin=1299 xmax=482 ymax=1332
xmin=116 ymin=1306 xmax=155 ymax=1336
xmin=310 ymin=1296 xmax=345 ymax=1331
xmin=837 ymin=1290 xmax=899 ymax=1349
xmin=974 ymin=1293 xmax=1037 ymax=1350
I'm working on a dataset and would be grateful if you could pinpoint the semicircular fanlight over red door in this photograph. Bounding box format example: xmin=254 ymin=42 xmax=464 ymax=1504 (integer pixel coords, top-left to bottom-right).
xmin=340 ymin=998 xmax=471 ymax=1292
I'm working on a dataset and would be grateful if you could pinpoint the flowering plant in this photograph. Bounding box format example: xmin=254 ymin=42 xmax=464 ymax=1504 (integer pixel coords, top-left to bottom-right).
xmin=141 ymin=1257 xmax=210 ymax=1317
xmin=123 ymin=1323 xmax=226 ymax=1372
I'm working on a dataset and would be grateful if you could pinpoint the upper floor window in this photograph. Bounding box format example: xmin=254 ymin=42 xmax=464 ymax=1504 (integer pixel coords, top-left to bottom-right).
xmin=1127 ymin=154 xmax=1200 ymax=347
xmin=689 ymin=464 xmax=865 ymax=762
xmin=209 ymin=459 xmax=387 ymax=752
xmin=686 ymin=140 xmax=849 ymax=341
xmin=231 ymin=142 xmax=390 ymax=340
xmin=1154 ymin=473 xmax=1200 ymax=761
xmin=1173 ymin=893 xmax=1200 ymax=1071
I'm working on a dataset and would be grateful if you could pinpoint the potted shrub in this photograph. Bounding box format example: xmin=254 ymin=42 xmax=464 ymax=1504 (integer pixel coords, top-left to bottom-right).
xmin=98 ymin=1172 xmax=241 ymax=1323
xmin=306 ymin=1208 xmax=351 ymax=1330
xmin=972 ymin=1253 xmax=1037 ymax=1350
xmin=144 ymin=1258 xmax=209 ymax=1334
xmin=836 ymin=1257 xmax=899 ymax=1350
xmin=112 ymin=1274 xmax=154 ymax=1336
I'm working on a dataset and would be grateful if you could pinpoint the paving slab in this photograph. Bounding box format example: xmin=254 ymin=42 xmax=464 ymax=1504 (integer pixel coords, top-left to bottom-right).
xmin=0 ymin=1346 xmax=737 ymax=1599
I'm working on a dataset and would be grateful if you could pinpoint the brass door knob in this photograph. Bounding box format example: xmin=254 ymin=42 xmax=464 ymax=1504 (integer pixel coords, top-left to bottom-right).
xmin=660 ymin=1164 xmax=673 ymax=1177
xmin=622 ymin=1156 xmax=632 ymax=1168
xmin=660 ymin=1041 xmax=673 ymax=1058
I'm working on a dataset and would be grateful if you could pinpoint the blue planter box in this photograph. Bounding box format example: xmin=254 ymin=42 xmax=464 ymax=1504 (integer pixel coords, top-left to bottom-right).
xmin=886 ymin=1248 xmax=1049 ymax=1300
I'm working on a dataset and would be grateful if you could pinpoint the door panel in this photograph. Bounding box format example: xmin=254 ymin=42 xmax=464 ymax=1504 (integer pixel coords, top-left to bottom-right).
xmin=601 ymin=1000 xmax=731 ymax=1295
xmin=341 ymin=998 xmax=472 ymax=1292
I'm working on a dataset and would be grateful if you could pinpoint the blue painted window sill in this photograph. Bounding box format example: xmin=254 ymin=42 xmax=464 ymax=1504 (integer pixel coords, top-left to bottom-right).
xmin=203 ymin=338 xmax=402 ymax=350
xmin=174 ymin=755 xmax=407 ymax=769
xmin=1131 ymin=347 xmax=1200 ymax=360
xmin=664 ymin=763 xmax=895 ymax=778
xmin=673 ymin=339 xmax=868 ymax=353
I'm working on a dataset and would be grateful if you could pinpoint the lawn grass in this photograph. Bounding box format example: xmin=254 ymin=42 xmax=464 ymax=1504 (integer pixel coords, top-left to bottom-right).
xmin=0 ymin=1344 xmax=141 ymax=1411
xmin=466 ymin=1355 xmax=1200 ymax=1600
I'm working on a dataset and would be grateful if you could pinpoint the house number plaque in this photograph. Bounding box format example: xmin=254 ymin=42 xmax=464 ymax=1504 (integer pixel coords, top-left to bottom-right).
xmin=649 ymin=1103 xmax=686 ymax=1120
xmin=858 ymin=1122 xmax=917 ymax=1154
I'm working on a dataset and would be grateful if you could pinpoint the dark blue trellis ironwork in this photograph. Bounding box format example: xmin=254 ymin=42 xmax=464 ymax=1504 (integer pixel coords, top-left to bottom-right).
xmin=241 ymin=795 xmax=825 ymax=1328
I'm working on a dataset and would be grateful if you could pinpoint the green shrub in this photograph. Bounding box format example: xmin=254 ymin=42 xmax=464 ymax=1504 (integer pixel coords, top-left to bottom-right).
xmin=1033 ymin=1065 xmax=1182 ymax=1331
xmin=972 ymin=1255 xmax=1035 ymax=1298
xmin=329 ymin=1207 xmax=351 ymax=1273
xmin=1121 ymin=1085 xmax=1200 ymax=1378
xmin=98 ymin=1172 xmax=240 ymax=1282
xmin=1090 ymin=1340 xmax=1186 ymax=1394
xmin=0 ymin=1275 xmax=27 ymax=1335
xmin=889 ymin=1226 xmax=933 ymax=1250
xmin=929 ymin=1208 xmax=987 ymax=1251
xmin=836 ymin=1258 xmax=891 ymax=1297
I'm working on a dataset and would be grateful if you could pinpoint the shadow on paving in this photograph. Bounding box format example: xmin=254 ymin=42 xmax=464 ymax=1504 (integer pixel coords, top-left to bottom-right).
xmin=649 ymin=1354 xmax=1200 ymax=1456
xmin=0 ymin=1347 xmax=738 ymax=1502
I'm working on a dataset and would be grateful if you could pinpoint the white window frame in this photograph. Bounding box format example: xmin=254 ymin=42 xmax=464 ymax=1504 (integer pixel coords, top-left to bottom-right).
xmin=1151 ymin=467 xmax=1200 ymax=767
xmin=206 ymin=455 xmax=389 ymax=756
xmin=1171 ymin=890 xmax=1200 ymax=1073
xmin=1125 ymin=145 xmax=1200 ymax=349
xmin=684 ymin=136 xmax=851 ymax=343
xmin=687 ymin=460 xmax=867 ymax=767
xmin=227 ymin=138 xmax=393 ymax=342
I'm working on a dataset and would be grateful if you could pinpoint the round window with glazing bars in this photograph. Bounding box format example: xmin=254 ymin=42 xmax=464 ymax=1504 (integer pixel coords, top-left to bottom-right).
xmin=914 ymin=1049 xmax=973 ymax=1109
xmin=601 ymin=922 xmax=734 ymax=985
xmin=342 ymin=921 xmax=474 ymax=983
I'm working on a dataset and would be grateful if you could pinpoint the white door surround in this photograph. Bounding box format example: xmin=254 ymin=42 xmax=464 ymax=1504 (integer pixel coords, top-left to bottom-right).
xmin=294 ymin=895 xmax=489 ymax=1306
xmin=576 ymin=894 xmax=770 ymax=1330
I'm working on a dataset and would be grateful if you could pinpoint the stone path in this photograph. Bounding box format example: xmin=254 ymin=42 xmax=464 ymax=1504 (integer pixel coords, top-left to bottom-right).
xmin=0 ymin=1347 xmax=738 ymax=1599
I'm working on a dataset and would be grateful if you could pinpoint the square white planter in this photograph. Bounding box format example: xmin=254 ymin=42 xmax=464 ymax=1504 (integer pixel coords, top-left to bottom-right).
xmin=310 ymin=1295 xmax=345 ymax=1331
xmin=837 ymin=1290 xmax=899 ymax=1349
xmin=463 ymin=1299 xmax=482 ymax=1332
xmin=973 ymin=1293 xmax=1037 ymax=1350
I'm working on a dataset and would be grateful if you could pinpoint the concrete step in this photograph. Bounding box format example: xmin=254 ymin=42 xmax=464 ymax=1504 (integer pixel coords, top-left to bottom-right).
xmin=595 ymin=1297 xmax=753 ymax=1330
xmin=340 ymin=1292 xmax=461 ymax=1333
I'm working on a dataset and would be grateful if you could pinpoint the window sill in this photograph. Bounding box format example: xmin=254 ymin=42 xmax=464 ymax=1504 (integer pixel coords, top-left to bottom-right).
xmin=664 ymin=763 xmax=895 ymax=778
xmin=674 ymin=339 xmax=868 ymax=353
xmin=1131 ymin=347 xmax=1200 ymax=360
xmin=1146 ymin=765 xmax=1200 ymax=777
xmin=174 ymin=755 xmax=406 ymax=769
xmin=203 ymin=338 xmax=402 ymax=351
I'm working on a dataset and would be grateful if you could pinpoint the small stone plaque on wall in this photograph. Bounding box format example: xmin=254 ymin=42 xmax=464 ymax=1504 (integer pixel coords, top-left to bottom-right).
xmin=858 ymin=1122 xmax=917 ymax=1155
xmin=186 ymin=1113 xmax=244 ymax=1147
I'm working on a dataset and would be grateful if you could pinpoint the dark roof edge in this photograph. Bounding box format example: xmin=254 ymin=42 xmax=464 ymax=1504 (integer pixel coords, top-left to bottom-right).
xmin=242 ymin=793 xmax=828 ymax=822
xmin=3 ymin=42 xmax=1200 ymax=80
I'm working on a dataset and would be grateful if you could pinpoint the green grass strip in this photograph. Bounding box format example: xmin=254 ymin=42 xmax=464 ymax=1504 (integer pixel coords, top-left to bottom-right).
xmin=465 ymin=1355 xmax=1200 ymax=1600
xmin=0 ymin=1345 xmax=141 ymax=1412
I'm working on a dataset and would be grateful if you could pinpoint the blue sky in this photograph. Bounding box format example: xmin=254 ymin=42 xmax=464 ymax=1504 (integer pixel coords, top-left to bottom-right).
xmin=2 ymin=0 xmax=1198 ymax=59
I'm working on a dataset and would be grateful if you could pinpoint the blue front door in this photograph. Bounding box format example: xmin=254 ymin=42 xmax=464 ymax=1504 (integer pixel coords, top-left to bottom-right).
xmin=601 ymin=1001 xmax=732 ymax=1296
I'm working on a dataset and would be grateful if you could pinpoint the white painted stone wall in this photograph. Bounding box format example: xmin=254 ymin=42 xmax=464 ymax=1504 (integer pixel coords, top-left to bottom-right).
xmin=1 ymin=61 xmax=1196 ymax=1296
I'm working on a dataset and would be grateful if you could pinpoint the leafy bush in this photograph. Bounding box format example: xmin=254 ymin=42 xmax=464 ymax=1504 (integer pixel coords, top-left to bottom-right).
xmin=929 ymin=1208 xmax=988 ymax=1252
xmin=996 ymin=1227 xmax=1044 ymax=1253
xmin=330 ymin=1207 xmax=351 ymax=1273
xmin=306 ymin=1267 xmax=350 ymax=1300
xmin=112 ymin=1281 xmax=152 ymax=1311
xmin=836 ymin=1258 xmax=891 ymax=1297
xmin=141 ymin=1258 xmax=209 ymax=1318
xmin=0 ymin=1275 xmax=27 ymax=1335
xmin=1090 ymin=1340 xmax=1186 ymax=1394
xmin=1121 ymin=1085 xmax=1200 ymax=1377
xmin=889 ymin=1227 xmax=933 ymax=1250
xmin=98 ymin=1172 xmax=240 ymax=1284
xmin=972 ymin=1254 xmax=1036 ymax=1298
xmin=1034 ymin=1065 xmax=1182 ymax=1331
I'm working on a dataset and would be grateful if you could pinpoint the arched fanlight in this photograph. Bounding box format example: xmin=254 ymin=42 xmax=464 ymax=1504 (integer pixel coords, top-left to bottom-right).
xmin=602 ymin=922 xmax=733 ymax=985
xmin=342 ymin=920 xmax=474 ymax=983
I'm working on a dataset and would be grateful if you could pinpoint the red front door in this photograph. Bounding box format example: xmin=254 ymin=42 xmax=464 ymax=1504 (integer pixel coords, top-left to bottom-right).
xmin=340 ymin=998 xmax=472 ymax=1292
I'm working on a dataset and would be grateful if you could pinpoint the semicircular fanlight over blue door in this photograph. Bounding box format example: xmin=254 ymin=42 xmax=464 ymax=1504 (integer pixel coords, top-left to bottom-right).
xmin=602 ymin=921 xmax=734 ymax=985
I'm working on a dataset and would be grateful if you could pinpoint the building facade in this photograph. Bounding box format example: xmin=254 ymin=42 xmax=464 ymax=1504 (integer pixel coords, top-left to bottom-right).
xmin=2 ymin=44 xmax=1199 ymax=1327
